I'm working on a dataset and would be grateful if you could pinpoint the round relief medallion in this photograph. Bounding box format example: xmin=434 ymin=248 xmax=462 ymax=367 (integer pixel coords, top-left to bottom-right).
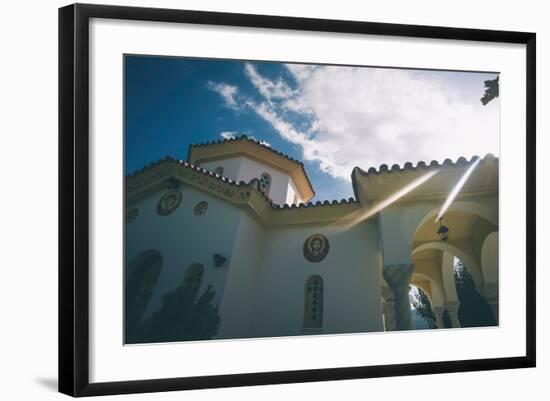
xmin=125 ymin=208 xmax=139 ymax=223
xmin=303 ymin=234 xmax=329 ymax=263
xmin=156 ymin=190 xmax=182 ymax=216
xmin=194 ymin=201 xmax=208 ymax=216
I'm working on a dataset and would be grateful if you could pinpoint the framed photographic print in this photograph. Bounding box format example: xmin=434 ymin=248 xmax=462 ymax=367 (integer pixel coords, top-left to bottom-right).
xmin=58 ymin=3 xmax=536 ymax=397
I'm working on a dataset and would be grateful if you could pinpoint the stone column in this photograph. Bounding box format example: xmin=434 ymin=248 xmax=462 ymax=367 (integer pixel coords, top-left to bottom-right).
xmin=383 ymin=264 xmax=414 ymax=331
xmin=444 ymin=300 xmax=461 ymax=328
xmin=381 ymin=286 xmax=396 ymax=331
xmin=479 ymin=283 xmax=499 ymax=325
xmin=432 ymin=306 xmax=445 ymax=329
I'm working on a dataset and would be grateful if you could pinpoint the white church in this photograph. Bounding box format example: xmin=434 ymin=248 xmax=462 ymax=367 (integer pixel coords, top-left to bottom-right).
xmin=124 ymin=135 xmax=499 ymax=342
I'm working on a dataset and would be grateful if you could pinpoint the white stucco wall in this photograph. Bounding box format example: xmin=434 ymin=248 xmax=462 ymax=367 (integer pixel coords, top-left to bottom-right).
xmin=237 ymin=157 xmax=293 ymax=205
xmin=125 ymin=183 xmax=244 ymax=322
xmin=250 ymin=221 xmax=384 ymax=338
xmin=200 ymin=156 xmax=301 ymax=205
xmin=199 ymin=157 xmax=243 ymax=182
xmin=285 ymin=179 xmax=302 ymax=205
xmin=125 ymin=180 xmax=385 ymax=340
xmin=216 ymin=212 xmax=266 ymax=339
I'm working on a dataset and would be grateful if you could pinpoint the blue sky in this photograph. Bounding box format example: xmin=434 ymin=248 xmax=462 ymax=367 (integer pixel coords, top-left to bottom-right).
xmin=125 ymin=55 xmax=499 ymax=202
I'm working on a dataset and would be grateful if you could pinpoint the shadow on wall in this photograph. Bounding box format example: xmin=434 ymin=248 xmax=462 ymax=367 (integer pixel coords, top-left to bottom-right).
xmin=126 ymin=284 xmax=221 ymax=344
xmin=125 ymin=253 xmax=221 ymax=344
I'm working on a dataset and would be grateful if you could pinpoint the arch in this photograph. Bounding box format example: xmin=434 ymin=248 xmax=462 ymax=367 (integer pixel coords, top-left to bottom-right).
xmin=481 ymin=231 xmax=498 ymax=284
xmin=411 ymin=272 xmax=444 ymax=307
xmin=303 ymin=275 xmax=323 ymax=329
xmin=409 ymin=284 xmax=437 ymax=329
xmin=413 ymin=241 xmax=484 ymax=289
xmin=409 ymin=282 xmax=433 ymax=308
xmin=259 ymin=172 xmax=272 ymax=196
xmin=183 ymin=263 xmax=205 ymax=299
xmin=125 ymin=250 xmax=163 ymax=335
xmin=413 ymin=200 xmax=498 ymax=240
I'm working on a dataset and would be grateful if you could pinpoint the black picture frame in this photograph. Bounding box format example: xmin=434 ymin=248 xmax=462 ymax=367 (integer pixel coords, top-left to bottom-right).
xmin=59 ymin=3 xmax=536 ymax=397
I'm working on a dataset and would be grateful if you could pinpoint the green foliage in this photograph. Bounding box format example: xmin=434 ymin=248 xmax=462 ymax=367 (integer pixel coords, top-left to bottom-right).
xmin=480 ymin=76 xmax=499 ymax=105
xmin=128 ymin=284 xmax=221 ymax=344
xmin=414 ymin=260 xmax=496 ymax=329
xmin=453 ymin=260 xmax=496 ymax=327
xmin=409 ymin=286 xmax=438 ymax=329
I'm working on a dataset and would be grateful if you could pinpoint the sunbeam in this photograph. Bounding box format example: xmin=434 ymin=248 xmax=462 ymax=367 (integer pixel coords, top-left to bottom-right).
xmin=327 ymin=170 xmax=439 ymax=233
xmin=435 ymin=157 xmax=481 ymax=222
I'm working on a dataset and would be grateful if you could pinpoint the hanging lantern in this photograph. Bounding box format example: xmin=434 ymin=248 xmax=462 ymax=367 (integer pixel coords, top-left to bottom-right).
xmin=437 ymin=218 xmax=449 ymax=241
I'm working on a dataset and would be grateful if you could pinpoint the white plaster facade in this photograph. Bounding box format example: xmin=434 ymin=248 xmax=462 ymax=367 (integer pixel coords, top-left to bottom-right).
xmin=125 ymin=136 xmax=499 ymax=341
xmin=199 ymin=156 xmax=303 ymax=206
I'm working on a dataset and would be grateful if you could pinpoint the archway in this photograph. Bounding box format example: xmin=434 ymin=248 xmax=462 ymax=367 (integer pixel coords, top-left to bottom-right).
xmin=409 ymin=284 xmax=437 ymax=329
xmin=411 ymin=208 xmax=499 ymax=328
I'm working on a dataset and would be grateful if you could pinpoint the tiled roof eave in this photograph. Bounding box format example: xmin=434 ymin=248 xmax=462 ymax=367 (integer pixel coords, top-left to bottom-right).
xmin=353 ymin=153 xmax=498 ymax=178
xmin=125 ymin=156 xmax=357 ymax=211
xmin=188 ymin=135 xmax=315 ymax=199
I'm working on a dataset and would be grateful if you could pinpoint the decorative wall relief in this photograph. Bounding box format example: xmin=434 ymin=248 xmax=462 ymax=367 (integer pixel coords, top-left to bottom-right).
xmin=194 ymin=201 xmax=208 ymax=216
xmin=303 ymin=234 xmax=329 ymax=263
xmin=156 ymin=190 xmax=182 ymax=216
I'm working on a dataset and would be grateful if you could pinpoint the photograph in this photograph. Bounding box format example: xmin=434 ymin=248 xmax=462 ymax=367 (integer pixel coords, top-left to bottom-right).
xmin=123 ymin=55 xmax=500 ymax=344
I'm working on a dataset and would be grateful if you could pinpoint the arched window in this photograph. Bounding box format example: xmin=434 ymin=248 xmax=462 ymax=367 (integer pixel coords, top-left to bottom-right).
xmin=213 ymin=166 xmax=224 ymax=175
xmin=125 ymin=250 xmax=163 ymax=340
xmin=303 ymin=275 xmax=323 ymax=329
xmin=259 ymin=172 xmax=271 ymax=196
xmin=183 ymin=263 xmax=204 ymax=300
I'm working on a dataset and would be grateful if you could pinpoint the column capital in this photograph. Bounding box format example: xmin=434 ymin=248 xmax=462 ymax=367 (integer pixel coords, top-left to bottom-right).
xmin=383 ymin=264 xmax=414 ymax=331
xmin=383 ymin=264 xmax=414 ymax=290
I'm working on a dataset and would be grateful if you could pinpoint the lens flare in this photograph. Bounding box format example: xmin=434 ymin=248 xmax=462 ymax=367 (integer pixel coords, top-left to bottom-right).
xmin=435 ymin=157 xmax=481 ymax=222
xmin=328 ymin=170 xmax=439 ymax=233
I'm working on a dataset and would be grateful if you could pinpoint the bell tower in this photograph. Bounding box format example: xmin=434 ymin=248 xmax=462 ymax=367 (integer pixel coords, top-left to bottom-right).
xmin=187 ymin=135 xmax=314 ymax=206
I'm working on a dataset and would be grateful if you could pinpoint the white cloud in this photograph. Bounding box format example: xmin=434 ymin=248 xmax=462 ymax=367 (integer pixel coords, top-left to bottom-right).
xmin=290 ymin=66 xmax=499 ymax=177
xmin=210 ymin=64 xmax=499 ymax=182
xmin=246 ymin=100 xmax=344 ymax=175
xmin=207 ymin=81 xmax=239 ymax=109
xmin=286 ymin=64 xmax=317 ymax=81
xmin=244 ymin=63 xmax=296 ymax=101
xmin=220 ymin=131 xmax=237 ymax=140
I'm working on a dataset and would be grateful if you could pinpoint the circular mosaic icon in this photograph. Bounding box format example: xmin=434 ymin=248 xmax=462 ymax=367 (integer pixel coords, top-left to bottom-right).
xmin=125 ymin=208 xmax=139 ymax=223
xmin=194 ymin=201 xmax=208 ymax=216
xmin=303 ymin=234 xmax=329 ymax=263
xmin=156 ymin=190 xmax=182 ymax=216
